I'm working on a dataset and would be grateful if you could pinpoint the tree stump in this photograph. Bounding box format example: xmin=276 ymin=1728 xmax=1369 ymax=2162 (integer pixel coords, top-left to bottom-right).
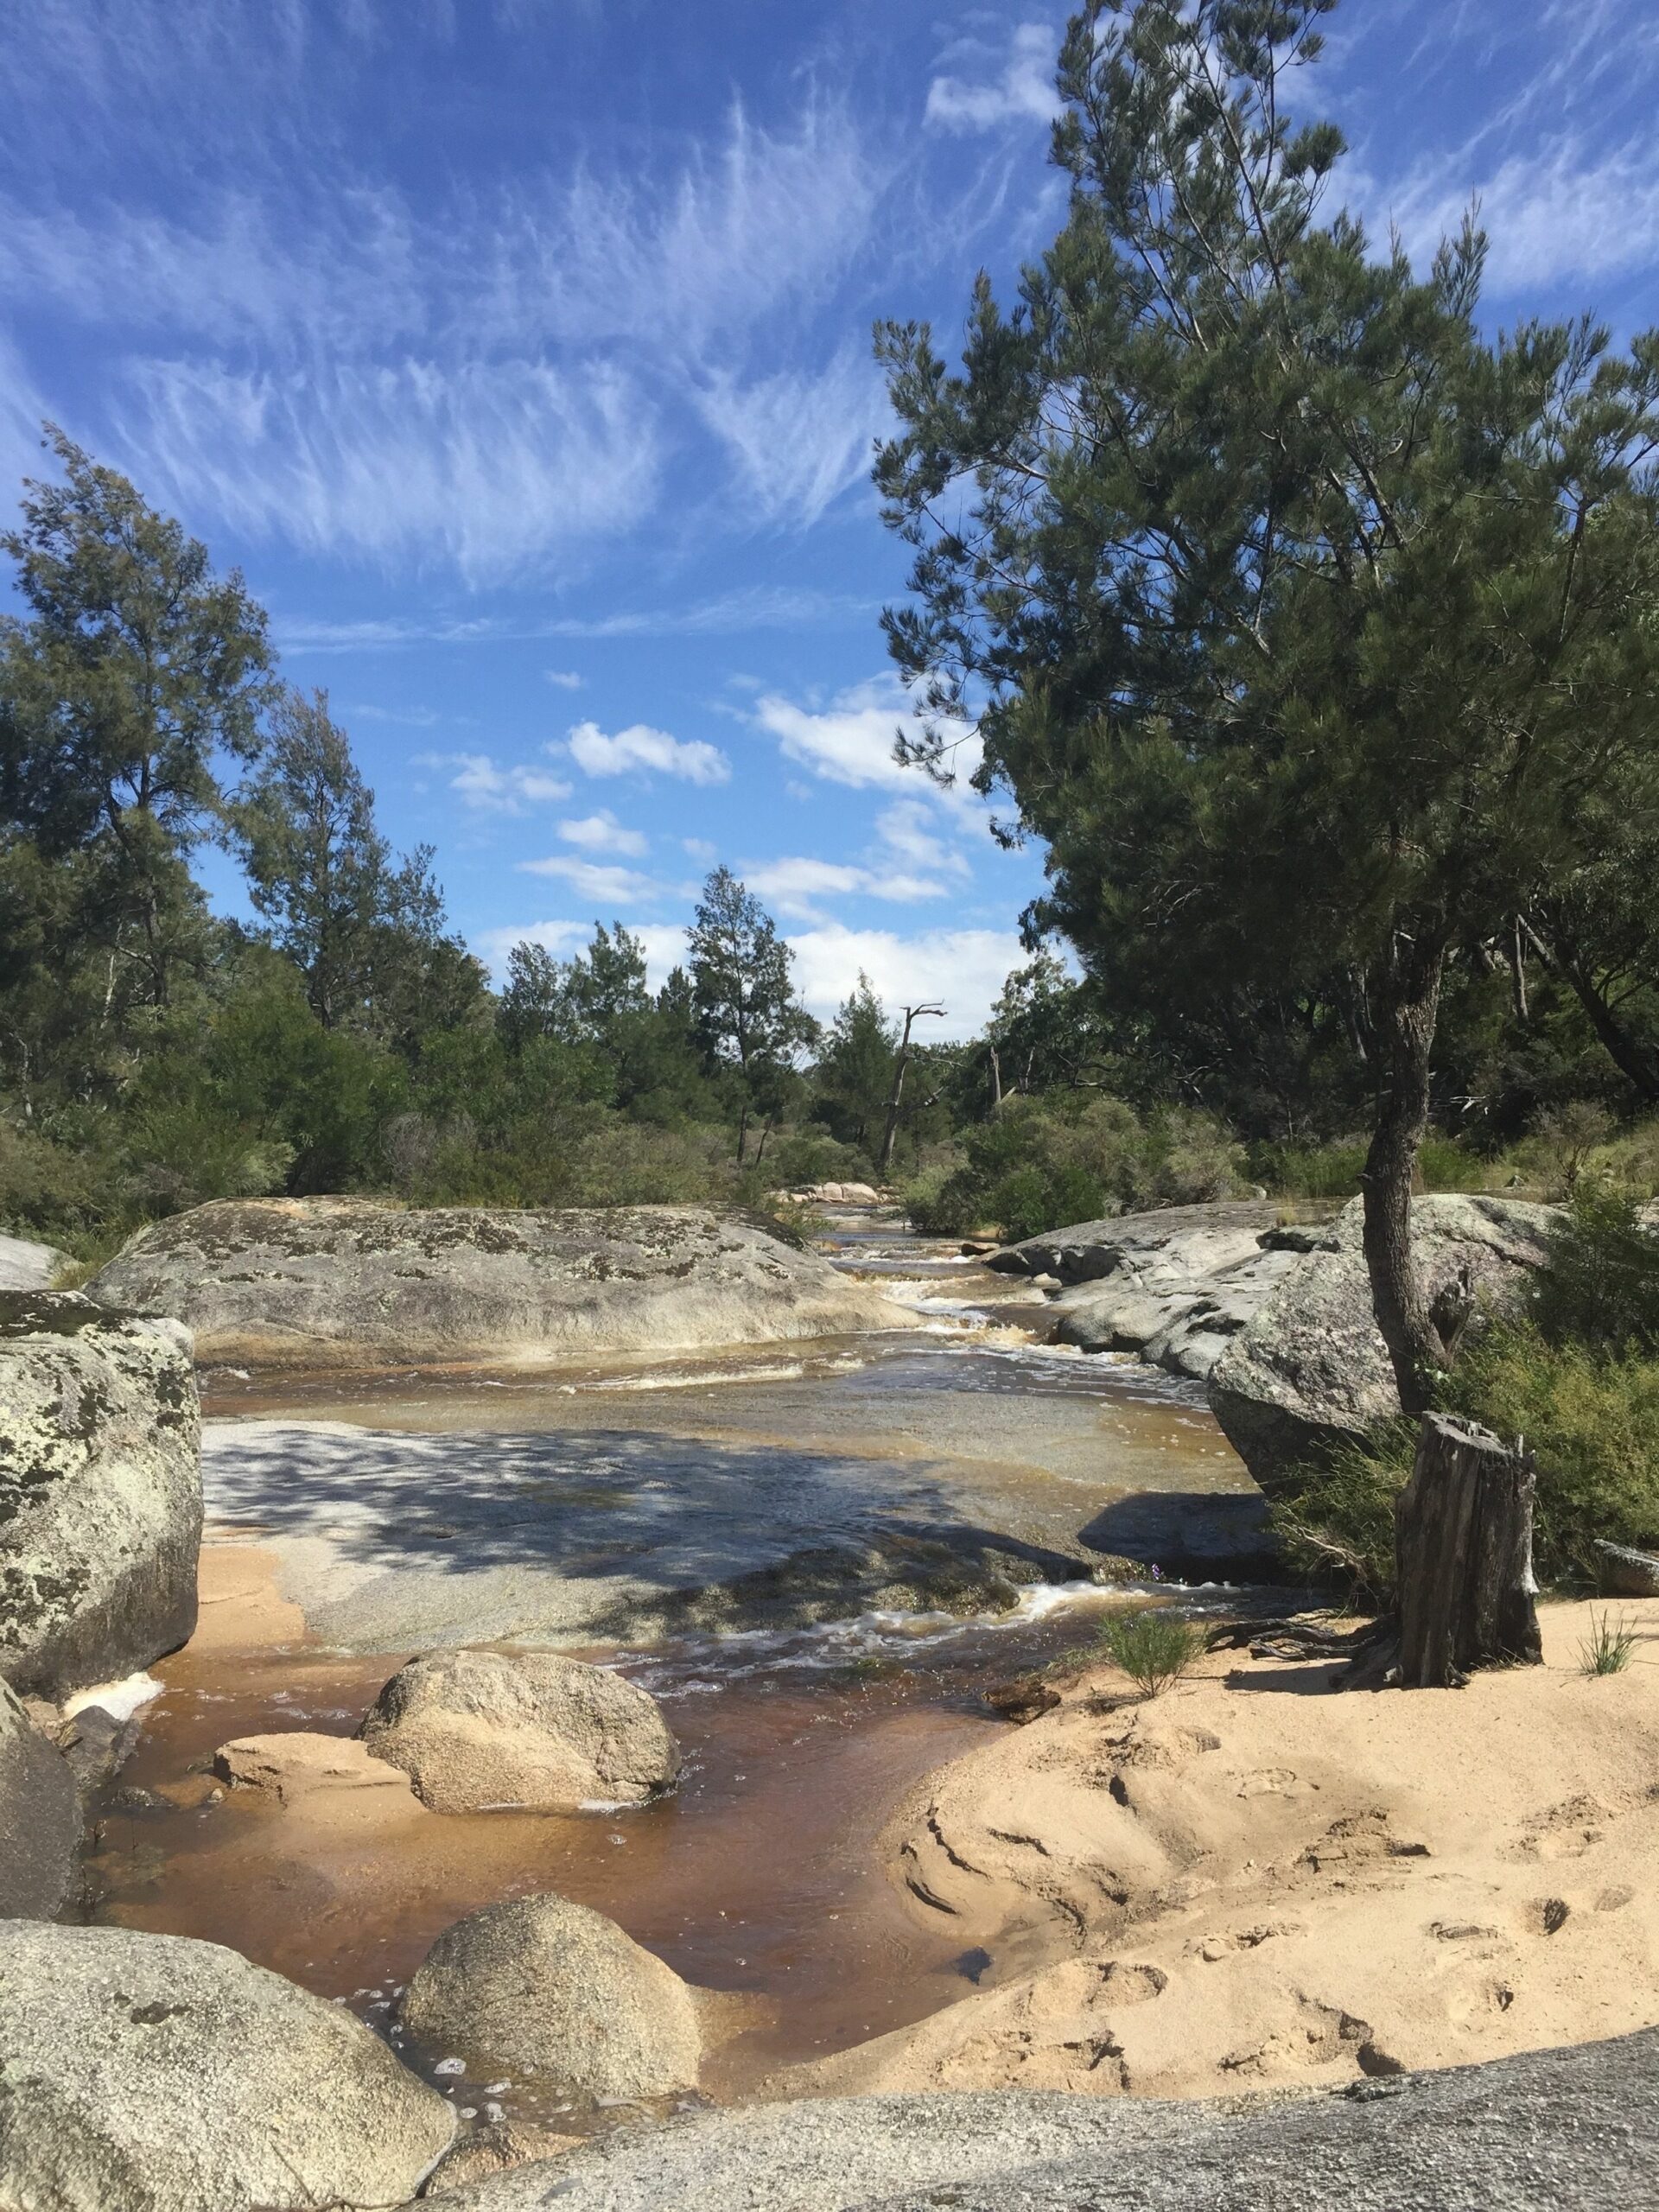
xmin=1395 ymin=1413 xmax=1542 ymax=1688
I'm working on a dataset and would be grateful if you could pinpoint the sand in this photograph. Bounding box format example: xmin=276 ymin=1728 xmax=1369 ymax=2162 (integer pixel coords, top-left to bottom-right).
xmin=773 ymin=1598 xmax=1659 ymax=2103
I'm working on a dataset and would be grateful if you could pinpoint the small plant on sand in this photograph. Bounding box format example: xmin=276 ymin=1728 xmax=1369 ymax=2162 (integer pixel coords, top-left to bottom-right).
xmin=1098 ymin=1608 xmax=1204 ymax=1696
xmin=1578 ymin=1610 xmax=1637 ymax=1677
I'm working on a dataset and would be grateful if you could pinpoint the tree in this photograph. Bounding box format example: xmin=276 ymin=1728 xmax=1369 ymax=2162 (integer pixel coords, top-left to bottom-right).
xmin=815 ymin=974 xmax=897 ymax=1150
xmin=232 ymin=687 xmax=393 ymax=1030
xmin=0 ymin=427 xmax=271 ymax=1009
xmin=877 ymin=1000 xmax=945 ymax=1173
xmin=687 ymin=867 xmax=818 ymax=1160
xmin=874 ymin=0 xmax=1659 ymax=1410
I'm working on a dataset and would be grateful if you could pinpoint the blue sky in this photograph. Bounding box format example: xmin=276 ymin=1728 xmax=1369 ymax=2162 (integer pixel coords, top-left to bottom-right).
xmin=3 ymin=0 xmax=1656 ymax=1036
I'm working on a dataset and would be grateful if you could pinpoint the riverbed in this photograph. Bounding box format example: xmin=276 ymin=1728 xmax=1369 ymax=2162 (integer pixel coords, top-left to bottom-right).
xmin=85 ymin=1209 xmax=1270 ymax=2137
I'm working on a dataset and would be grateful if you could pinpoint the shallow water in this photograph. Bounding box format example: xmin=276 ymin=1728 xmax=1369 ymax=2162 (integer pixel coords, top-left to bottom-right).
xmin=90 ymin=1209 xmax=1268 ymax=2137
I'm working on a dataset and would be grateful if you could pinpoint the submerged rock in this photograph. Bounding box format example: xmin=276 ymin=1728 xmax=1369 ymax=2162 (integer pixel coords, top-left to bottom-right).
xmin=0 ymin=1922 xmax=454 ymax=2210
xmin=89 ymin=1197 xmax=907 ymax=1368
xmin=399 ymin=1893 xmax=704 ymax=2100
xmin=360 ymin=1648 xmax=680 ymax=1814
xmin=0 ymin=1681 xmax=79 ymax=1918
xmin=1209 ymin=1195 xmax=1557 ymax=1487
xmin=214 ymin=1730 xmax=423 ymax=1808
xmin=0 ymin=1293 xmax=201 ymax=1700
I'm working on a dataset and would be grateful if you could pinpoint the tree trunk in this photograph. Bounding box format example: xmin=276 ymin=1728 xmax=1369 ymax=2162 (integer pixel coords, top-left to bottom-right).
xmin=1395 ymin=1413 xmax=1541 ymax=1688
xmin=988 ymin=1043 xmax=1002 ymax=1112
xmin=735 ymin=1099 xmax=749 ymax=1165
xmin=878 ymin=1055 xmax=907 ymax=1175
xmin=1361 ymin=931 xmax=1449 ymax=1413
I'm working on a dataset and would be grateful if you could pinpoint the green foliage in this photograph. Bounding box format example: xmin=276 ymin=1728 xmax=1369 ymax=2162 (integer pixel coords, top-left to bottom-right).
xmin=1269 ymin=1198 xmax=1659 ymax=1601
xmin=1531 ymin=1186 xmax=1659 ymax=1355
xmin=875 ymin=0 xmax=1659 ymax=1386
xmin=1097 ymin=1607 xmax=1204 ymax=1696
xmin=1578 ymin=1609 xmax=1637 ymax=1677
xmin=1266 ymin=1422 xmax=1415 ymax=1604
xmin=906 ymin=1094 xmax=1242 ymax=1238
xmin=688 ymin=868 xmax=819 ymax=1161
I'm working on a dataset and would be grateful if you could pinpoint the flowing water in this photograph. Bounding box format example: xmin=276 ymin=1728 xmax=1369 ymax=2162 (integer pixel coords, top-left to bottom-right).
xmin=85 ymin=1211 xmax=1268 ymax=2135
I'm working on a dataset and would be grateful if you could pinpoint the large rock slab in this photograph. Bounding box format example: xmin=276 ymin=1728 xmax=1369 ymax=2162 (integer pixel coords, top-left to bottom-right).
xmin=1209 ymin=1195 xmax=1557 ymax=1487
xmin=399 ymin=1893 xmax=703 ymax=2100
xmin=360 ymin=1649 xmax=679 ymax=1814
xmin=1005 ymin=1204 xmax=1296 ymax=1381
xmin=0 ymin=1293 xmax=200 ymax=1700
xmin=0 ymin=1235 xmax=67 ymax=1291
xmin=90 ymin=1198 xmax=906 ymax=1368
xmin=0 ymin=1922 xmax=454 ymax=2210
xmin=0 ymin=1681 xmax=79 ymax=1918
xmin=409 ymin=2031 xmax=1659 ymax=2211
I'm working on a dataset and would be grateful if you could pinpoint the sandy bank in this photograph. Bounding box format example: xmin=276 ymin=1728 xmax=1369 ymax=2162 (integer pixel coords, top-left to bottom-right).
xmin=774 ymin=1598 xmax=1659 ymax=2102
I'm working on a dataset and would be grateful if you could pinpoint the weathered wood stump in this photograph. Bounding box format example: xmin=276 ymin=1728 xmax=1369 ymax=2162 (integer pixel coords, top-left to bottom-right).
xmin=1395 ymin=1413 xmax=1542 ymax=1688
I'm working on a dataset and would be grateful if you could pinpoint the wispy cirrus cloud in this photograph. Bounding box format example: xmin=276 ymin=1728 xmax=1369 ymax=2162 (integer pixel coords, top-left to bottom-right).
xmin=277 ymin=586 xmax=876 ymax=653
xmin=0 ymin=57 xmax=887 ymax=574
xmin=565 ymin=720 xmax=731 ymax=785
xmin=694 ymin=344 xmax=888 ymax=527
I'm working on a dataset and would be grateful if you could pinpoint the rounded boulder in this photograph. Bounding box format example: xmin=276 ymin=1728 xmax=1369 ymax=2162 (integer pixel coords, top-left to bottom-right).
xmin=0 ymin=1922 xmax=454 ymax=2210
xmin=359 ymin=1647 xmax=680 ymax=1814
xmin=399 ymin=1892 xmax=703 ymax=2099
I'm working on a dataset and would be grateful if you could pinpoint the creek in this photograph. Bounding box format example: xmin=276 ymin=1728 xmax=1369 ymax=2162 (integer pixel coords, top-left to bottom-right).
xmin=85 ymin=1210 xmax=1268 ymax=2135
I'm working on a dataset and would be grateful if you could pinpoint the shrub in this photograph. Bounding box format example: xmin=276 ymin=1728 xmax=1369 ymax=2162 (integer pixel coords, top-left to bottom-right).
xmin=1097 ymin=1607 xmax=1205 ymax=1695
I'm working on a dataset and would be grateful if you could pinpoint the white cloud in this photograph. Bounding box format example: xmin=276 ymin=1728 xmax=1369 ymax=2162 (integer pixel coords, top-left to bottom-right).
xmin=473 ymin=917 xmax=590 ymax=976
xmin=471 ymin=914 xmax=1023 ymax=1036
xmin=743 ymin=855 xmax=948 ymax=923
xmin=875 ymin=798 xmax=972 ymax=877
xmin=925 ymin=22 xmax=1061 ymax=134
xmin=683 ymin=836 xmax=716 ymax=862
xmin=557 ymin=810 xmax=648 ymax=857
xmin=753 ymin=677 xmax=982 ymax=799
xmin=422 ymin=751 xmax=573 ymax=812
xmin=565 ymin=719 xmax=731 ymax=785
xmin=544 ymin=668 xmax=584 ymax=690
xmin=785 ymin=925 xmax=1026 ymax=1038
xmin=517 ymin=855 xmax=662 ymax=902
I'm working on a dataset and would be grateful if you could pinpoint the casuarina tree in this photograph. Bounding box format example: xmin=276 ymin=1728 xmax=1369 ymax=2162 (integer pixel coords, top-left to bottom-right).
xmin=874 ymin=0 xmax=1659 ymax=1410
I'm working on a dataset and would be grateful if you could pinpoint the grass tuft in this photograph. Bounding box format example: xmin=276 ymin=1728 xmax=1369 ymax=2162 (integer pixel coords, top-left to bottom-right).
xmin=1578 ymin=1609 xmax=1637 ymax=1677
xmin=1097 ymin=1608 xmax=1205 ymax=1696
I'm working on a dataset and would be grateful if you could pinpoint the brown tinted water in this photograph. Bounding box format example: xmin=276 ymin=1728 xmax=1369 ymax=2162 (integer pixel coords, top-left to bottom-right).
xmin=87 ymin=1217 xmax=1264 ymax=2136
